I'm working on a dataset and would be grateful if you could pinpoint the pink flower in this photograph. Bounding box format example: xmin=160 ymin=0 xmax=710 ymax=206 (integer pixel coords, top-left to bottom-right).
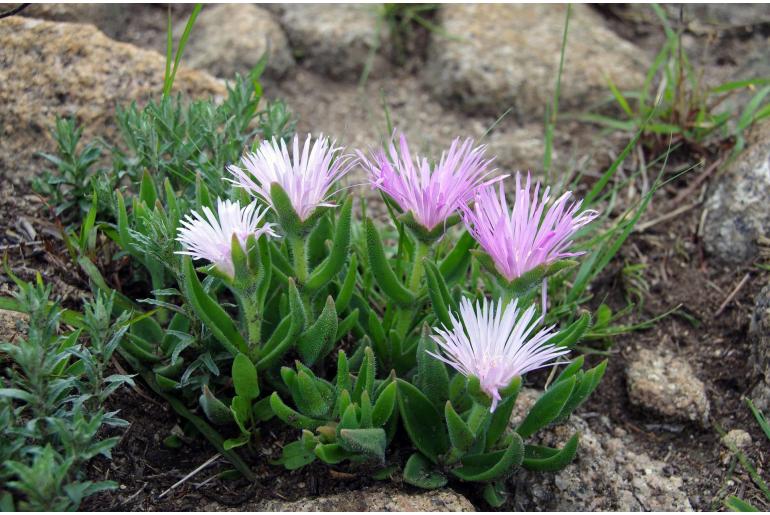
xmin=462 ymin=173 xmax=598 ymax=282
xmin=429 ymin=297 xmax=569 ymax=412
xmin=358 ymin=133 xmax=498 ymax=231
xmin=228 ymin=134 xmax=355 ymax=221
xmin=176 ymin=198 xmax=277 ymax=277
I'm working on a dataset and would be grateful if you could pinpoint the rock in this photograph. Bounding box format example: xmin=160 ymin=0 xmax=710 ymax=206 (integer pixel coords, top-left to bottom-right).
xmin=425 ymin=4 xmax=645 ymax=120
xmin=512 ymin=408 xmax=693 ymax=511
xmin=201 ymin=485 xmax=475 ymax=512
xmin=177 ymin=4 xmax=294 ymax=80
xmin=721 ymin=429 xmax=753 ymax=450
xmin=0 ymin=16 xmax=225 ymax=184
xmin=0 ymin=309 xmax=28 ymax=343
xmin=703 ymin=120 xmax=770 ymax=264
xmin=277 ymin=4 xmax=389 ymax=81
xmin=669 ymin=4 xmax=770 ymax=29
xmin=626 ymin=346 xmax=710 ymax=427
xmin=749 ymin=285 xmax=770 ymax=411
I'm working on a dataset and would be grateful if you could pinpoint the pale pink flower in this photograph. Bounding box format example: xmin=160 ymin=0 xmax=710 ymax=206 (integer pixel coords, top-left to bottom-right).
xmin=358 ymin=133 xmax=499 ymax=231
xmin=461 ymin=173 xmax=598 ymax=282
xmin=227 ymin=134 xmax=355 ymax=221
xmin=429 ymin=297 xmax=569 ymax=412
xmin=176 ymin=198 xmax=277 ymax=277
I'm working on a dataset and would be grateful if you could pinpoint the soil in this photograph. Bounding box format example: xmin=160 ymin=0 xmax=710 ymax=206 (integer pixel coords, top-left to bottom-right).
xmin=3 ymin=3 xmax=770 ymax=512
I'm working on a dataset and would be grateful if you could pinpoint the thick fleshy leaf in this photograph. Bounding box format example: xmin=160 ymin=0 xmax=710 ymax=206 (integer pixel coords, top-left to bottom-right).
xmin=314 ymin=443 xmax=351 ymax=464
xmin=339 ymin=428 xmax=386 ymax=462
xmin=230 ymin=395 xmax=251 ymax=433
xmin=353 ymin=347 xmax=376 ymax=404
xmin=372 ymin=381 xmax=397 ymax=427
xmin=365 ymin=218 xmax=415 ymax=306
xmin=199 ymin=385 xmax=234 ymax=426
xmin=424 ymin=260 xmax=457 ymax=330
xmin=439 ymin=230 xmax=475 ymax=282
xmin=445 ymin=401 xmax=474 ymax=453
xmin=297 ymin=296 xmax=337 ymax=366
xmin=182 ymin=257 xmax=246 ymax=356
xmin=485 ymin=377 xmax=521 ymax=451
xmin=403 ymin=452 xmax=447 ymax=489
xmin=548 ymin=313 xmax=591 ymax=348
xmin=336 ymin=350 xmax=352 ymax=394
xmin=482 ymin=480 xmax=508 ymax=507
xmin=522 ymin=433 xmax=579 ymax=471
xmin=256 ymin=279 xmax=305 ymax=370
xmin=556 ymin=360 xmax=607 ymax=422
xmin=334 ymin=253 xmax=358 ymax=313
xmin=396 ymin=379 xmax=449 ymax=463
xmin=306 ymin=196 xmax=353 ymax=290
xmin=516 ymin=376 xmax=576 ymax=439
xmin=452 ymin=431 xmax=524 ymax=481
xmin=415 ymin=325 xmax=449 ymax=410
xmin=269 ymin=392 xmax=324 ymax=430
xmin=296 ymin=370 xmax=331 ymax=418
xmin=273 ymin=440 xmax=316 ymax=470
xmin=232 ymin=353 xmax=259 ymax=401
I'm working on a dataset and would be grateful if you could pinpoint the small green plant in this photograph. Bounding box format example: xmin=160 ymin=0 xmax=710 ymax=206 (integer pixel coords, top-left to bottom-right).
xmin=0 ymin=273 xmax=132 ymax=511
xmin=723 ymin=398 xmax=770 ymax=512
xmin=572 ymin=4 xmax=770 ymax=158
xmin=32 ymin=117 xmax=109 ymax=224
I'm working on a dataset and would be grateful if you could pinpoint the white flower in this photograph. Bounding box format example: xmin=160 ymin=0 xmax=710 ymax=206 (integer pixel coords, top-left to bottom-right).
xmin=429 ymin=296 xmax=569 ymax=411
xmin=227 ymin=134 xmax=355 ymax=221
xmin=176 ymin=198 xmax=277 ymax=277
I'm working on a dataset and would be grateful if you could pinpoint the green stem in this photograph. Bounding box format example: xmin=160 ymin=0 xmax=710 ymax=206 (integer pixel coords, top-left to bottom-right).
xmin=290 ymin=236 xmax=308 ymax=284
xmin=239 ymin=291 xmax=261 ymax=357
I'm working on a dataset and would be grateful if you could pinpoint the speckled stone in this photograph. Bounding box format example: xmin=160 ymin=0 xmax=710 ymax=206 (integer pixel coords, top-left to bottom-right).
xmin=177 ymin=4 xmax=294 ymax=80
xmin=626 ymin=347 xmax=710 ymax=427
xmin=703 ymin=120 xmax=770 ymax=264
xmin=0 ymin=16 xmax=225 ymax=183
xmin=201 ymin=484 xmax=475 ymax=512
xmin=425 ymin=4 xmax=646 ymax=120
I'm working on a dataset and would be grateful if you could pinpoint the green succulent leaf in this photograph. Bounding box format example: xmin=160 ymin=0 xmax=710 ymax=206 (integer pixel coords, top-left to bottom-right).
xmin=396 ymin=379 xmax=449 ymax=463
xmin=415 ymin=325 xmax=450 ymax=410
xmin=296 ymin=370 xmax=331 ymax=418
xmin=452 ymin=431 xmax=524 ymax=482
xmin=424 ymin=259 xmax=458 ymax=330
xmin=232 ymin=353 xmax=259 ymax=401
xmin=336 ymin=350 xmax=352 ymax=394
xmin=273 ymin=440 xmax=316 ymax=470
xmin=485 ymin=377 xmax=521 ymax=450
xmin=353 ymin=347 xmax=376 ymax=404
xmin=556 ymin=360 xmax=607 ymax=422
xmin=403 ymin=452 xmax=448 ymax=489
xmin=482 ymin=480 xmax=509 ymax=508
xmin=305 ymin=196 xmax=353 ymax=290
xmin=371 ymin=381 xmax=397 ymax=427
xmin=548 ymin=313 xmax=591 ymax=348
xmin=335 ymin=253 xmax=358 ymax=313
xmin=445 ymin=401 xmax=475 ymax=453
xmin=199 ymin=385 xmax=234 ymax=426
xmin=439 ymin=230 xmax=475 ymax=282
xmin=339 ymin=428 xmax=386 ymax=462
xmin=516 ymin=375 xmax=576 ymax=439
xmin=182 ymin=257 xmax=246 ymax=356
xmin=314 ymin=443 xmax=351 ymax=464
xmin=230 ymin=395 xmax=251 ymax=433
xmin=256 ymin=279 xmax=305 ymax=370
xmin=522 ymin=433 xmax=579 ymax=471
xmin=365 ymin=218 xmax=415 ymax=306
xmin=269 ymin=392 xmax=324 ymax=430
xmin=297 ymin=296 xmax=338 ymax=366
